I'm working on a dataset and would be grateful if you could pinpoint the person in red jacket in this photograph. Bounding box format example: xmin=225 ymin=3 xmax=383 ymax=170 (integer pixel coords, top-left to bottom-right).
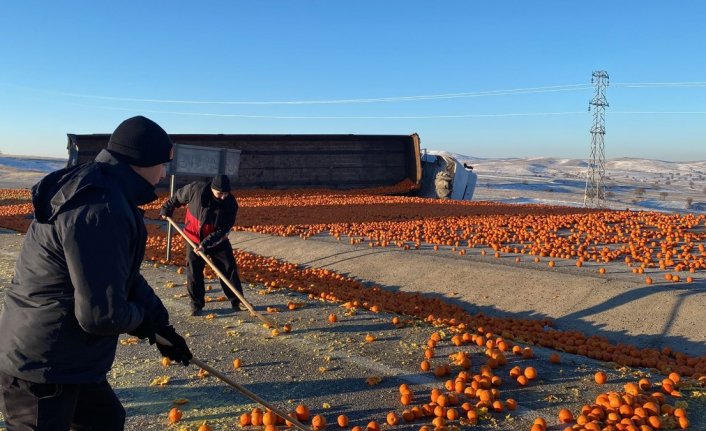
xmin=160 ymin=175 xmax=245 ymax=315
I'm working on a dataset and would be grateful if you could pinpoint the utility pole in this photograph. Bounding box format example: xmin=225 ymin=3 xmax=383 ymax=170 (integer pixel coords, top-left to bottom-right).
xmin=584 ymin=70 xmax=609 ymax=208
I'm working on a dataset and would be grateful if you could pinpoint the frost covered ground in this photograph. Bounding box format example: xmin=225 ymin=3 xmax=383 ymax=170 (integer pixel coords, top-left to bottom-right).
xmin=437 ymin=151 xmax=706 ymax=213
xmin=0 ymin=155 xmax=66 ymax=189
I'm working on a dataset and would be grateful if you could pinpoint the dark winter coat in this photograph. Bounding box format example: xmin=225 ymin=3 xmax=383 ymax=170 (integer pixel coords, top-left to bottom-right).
xmin=161 ymin=181 xmax=237 ymax=249
xmin=0 ymin=150 xmax=169 ymax=384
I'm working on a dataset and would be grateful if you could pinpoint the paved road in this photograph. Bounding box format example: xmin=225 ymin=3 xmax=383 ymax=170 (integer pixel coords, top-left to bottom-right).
xmin=2 ymin=230 xmax=705 ymax=430
xmin=230 ymin=231 xmax=706 ymax=357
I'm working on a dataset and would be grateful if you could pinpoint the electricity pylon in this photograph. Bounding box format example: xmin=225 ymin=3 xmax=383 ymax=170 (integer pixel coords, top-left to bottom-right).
xmin=584 ymin=70 xmax=609 ymax=208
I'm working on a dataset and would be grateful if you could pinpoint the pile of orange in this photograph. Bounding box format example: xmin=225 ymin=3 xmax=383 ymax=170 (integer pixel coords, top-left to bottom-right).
xmin=554 ymin=376 xmax=691 ymax=430
xmin=2 ymin=187 xmax=705 ymax=378
xmin=5 ymin=186 xmax=706 ymax=277
xmin=141 ymin=224 xmax=706 ymax=380
xmin=407 ymin=328 xmax=695 ymax=431
xmin=140 ymin=190 xmax=706 ymax=277
xmin=1 ymin=186 xmax=704 ymax=429
xmin=0 ymin=188 xmax=32 ymax=232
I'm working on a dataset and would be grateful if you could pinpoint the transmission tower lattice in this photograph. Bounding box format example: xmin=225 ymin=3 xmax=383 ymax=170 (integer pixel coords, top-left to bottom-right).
xmin=583 ymin=70 xmax=609 ymax=208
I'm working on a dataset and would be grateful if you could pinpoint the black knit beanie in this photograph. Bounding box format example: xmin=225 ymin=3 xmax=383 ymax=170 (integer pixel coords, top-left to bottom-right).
xmin=107 ymin=116 xmax=173 ymax=167
xmin=211 ymin=174 xmax=231 ymax=193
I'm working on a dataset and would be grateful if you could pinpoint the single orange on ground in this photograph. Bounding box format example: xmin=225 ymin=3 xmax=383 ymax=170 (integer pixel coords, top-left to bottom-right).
xmin=168 ymin=407 xmax=183 ymax=424
xmin=558 ymin=408 xmax=573 ymax=423
xmin=524 ymin=366 xmax=537 ymax=380
xmin=312 ymin=414 xmax=327 ymax=430
xmin=251 ymin=408 xmax=264 ymax=426
xmin=263 ymin=410 xmax=277 ymax=426
xmin=295 ymin=404 xmax=310 ymax=421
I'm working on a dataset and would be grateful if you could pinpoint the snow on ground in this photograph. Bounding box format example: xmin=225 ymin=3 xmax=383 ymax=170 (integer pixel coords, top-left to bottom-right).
xmin=0 ymin=155 xmax=67 ymax=189
xmin=428 ymin=150 xmax=706 ymax=213
xmin=0 ymin=155 xmax=66 ymax=173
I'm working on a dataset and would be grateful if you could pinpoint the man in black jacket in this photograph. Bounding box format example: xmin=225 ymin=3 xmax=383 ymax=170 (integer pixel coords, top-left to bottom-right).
xmin=0 ymin=116 xmax=192 ymax=430
xmin=160 ymin=174 xmax=244 ymax=316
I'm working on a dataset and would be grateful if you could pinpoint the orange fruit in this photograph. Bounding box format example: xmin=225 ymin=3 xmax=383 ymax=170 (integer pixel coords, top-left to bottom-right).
xmin=312 ymin=414 xmax=327 ymax=430
xmin=295 ymin=404 xmax=310 ymax=421
xmin=251 ymin=408 xmax=264 ymax=426
xmin=558 ymin=408 xmax=573 ymax=423
xmin=263 ymin=410 xmax=277 ymax=426
xmin=524 ymin=366 xmax=537 ymax=380
xmin=168 ymin=407 xmax=183 ymax=424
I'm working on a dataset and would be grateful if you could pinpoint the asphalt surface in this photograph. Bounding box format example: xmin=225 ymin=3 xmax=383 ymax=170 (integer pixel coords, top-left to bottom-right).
xmin=0 ymin=229 xmax=705 ymax=430
xmin=229 ymin=231 xmax=706 ymax=357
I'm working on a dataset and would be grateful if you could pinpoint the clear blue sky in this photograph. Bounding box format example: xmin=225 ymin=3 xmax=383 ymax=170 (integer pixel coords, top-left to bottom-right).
xmin=1 ymin=1 xmax=705 ymax=161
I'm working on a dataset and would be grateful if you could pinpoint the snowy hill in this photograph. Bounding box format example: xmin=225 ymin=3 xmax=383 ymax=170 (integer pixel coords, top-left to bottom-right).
xmin=427 ymin=150 xmax=705 ymax=213
xmin=0 ymin=155 xmax=66 ymax=173
xmin=0 ymin=155 xmax=66 ymax=189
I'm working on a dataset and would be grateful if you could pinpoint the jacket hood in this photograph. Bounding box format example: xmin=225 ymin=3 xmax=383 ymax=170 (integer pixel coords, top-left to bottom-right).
xmin=31 ymin=163 xmax=105 ymax=223
xmin=31 ymin=150 xmax=158 ymax=223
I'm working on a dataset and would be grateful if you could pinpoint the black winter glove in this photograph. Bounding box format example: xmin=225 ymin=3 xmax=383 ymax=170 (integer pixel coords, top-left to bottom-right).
xmin=159 ymin=206 xmax=173 ymax=219
xmin=155 ymin=325 xmax=192 ymax=366
xmin=128 ymin=318 xmax=156 ymax=344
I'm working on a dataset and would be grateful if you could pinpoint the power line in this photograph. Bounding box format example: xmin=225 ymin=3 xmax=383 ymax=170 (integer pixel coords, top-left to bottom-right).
xmin=70 ymin=103 xmax=587 ymax=119
xmin=612 ymin=81 xmax=706 ymax=88
xmin=4 ymin=80 xmax=706 ymax=108
xmin=5 ymin=80 xmax=706 ymax=107
xmin=68 ymin=102 xmax=706 ymax=119
xmin=2 ymin=82 xmax=591 ymax=105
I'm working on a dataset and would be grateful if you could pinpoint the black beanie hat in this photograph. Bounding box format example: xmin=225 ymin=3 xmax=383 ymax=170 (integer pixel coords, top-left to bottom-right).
xmin=107 ymin=116 xmax=173 ymax=167
xmin=211 ymin=174 xmax=231 ymax=193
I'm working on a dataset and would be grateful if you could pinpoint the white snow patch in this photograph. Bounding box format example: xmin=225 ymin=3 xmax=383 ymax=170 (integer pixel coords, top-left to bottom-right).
xmin=428 ymin=150 xmax=706 ymax=214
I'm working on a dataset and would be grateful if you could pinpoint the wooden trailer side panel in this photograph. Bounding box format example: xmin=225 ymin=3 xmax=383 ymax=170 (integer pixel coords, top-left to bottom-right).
xmin=67 ymin=133 xmax=421 ymax=189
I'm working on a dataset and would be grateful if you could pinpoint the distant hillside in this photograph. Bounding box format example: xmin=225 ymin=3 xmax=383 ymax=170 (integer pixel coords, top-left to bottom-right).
xmin=427 ymin=150 xmax=706 ymax=179
xmin=0 ymin=155 xmax=66 ymax=173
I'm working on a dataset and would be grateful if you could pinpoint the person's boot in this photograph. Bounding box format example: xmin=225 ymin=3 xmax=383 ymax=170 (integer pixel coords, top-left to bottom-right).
xmin=189 ymin=306 xmax=203 ymax=316
xmin=231 ymin=301 xmax=248 ymax=312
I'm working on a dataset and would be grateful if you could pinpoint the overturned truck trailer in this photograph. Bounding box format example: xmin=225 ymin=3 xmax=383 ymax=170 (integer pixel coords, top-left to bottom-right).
xmin=67 ymin=133 xmax=422 ymax=190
